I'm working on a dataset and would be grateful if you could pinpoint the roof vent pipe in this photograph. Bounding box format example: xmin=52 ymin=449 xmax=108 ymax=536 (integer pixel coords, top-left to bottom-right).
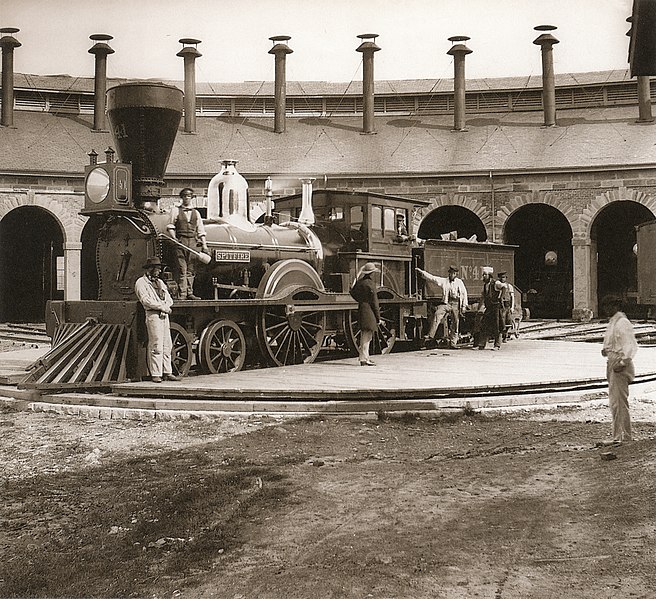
xmin=533 ymin=25 xmax=559 ymax=127
xmin=177 ymin=38 xmax=202 ymax=134
xmin=88 ymin=34 xmax=114 ymax=132
xmin=447 ymin=36 xmax=472 ymax=131
xmin=356 ymin=33 xmax=380 ymax=134
xmin=627 ymin=17 xmax=654 ymax=123
xmin=269 ymin=36 xmax=293 ymax=134
xmin=0 ymin=28 xmax=21 ymax=128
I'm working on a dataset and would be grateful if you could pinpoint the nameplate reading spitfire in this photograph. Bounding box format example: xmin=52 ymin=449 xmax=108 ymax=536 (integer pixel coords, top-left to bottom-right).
xmin=213 ymin=250 xmax=251 ymax=262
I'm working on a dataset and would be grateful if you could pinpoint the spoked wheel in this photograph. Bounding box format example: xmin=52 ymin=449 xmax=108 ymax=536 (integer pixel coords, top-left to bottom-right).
xmin=197 ymin=320 xmax=247 ymax=374
xmin=255 ymin=259 xmax=327 ymax=367
xmin=170 ymin=322 xmax=193 ymax=377
xmin=345 ymin=298 xmax=399 ymax=356
xmin=257 ymin=304 xmax=326 ymax=366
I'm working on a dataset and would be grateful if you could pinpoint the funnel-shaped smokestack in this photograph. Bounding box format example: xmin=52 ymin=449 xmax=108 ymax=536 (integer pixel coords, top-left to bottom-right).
xmin=447 ymin=35 xmax=472 ymax=132
xmin=106 ymin=82 xmax=183 ymax=208
xmin=533 ymin=25 xmax=559 ymax=127
xmin=177 ymin=38 xmax=202 ymax=134
xmin=356 ymin=33 xmax=380 ymax=134
xmin=299 ymin=178 xmax=316 ymax=225
xmin=88 ymin=34 xmax=114 ymax=132
xmin=269 ymin=35 xmax=293 ymax=134
xmin=0 ymin=28 xmax=21 ymax=128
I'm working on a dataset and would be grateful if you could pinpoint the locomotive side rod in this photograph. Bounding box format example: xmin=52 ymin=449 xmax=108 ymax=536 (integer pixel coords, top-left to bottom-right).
xmin=158 ymin=234 xmax=211 ymax=264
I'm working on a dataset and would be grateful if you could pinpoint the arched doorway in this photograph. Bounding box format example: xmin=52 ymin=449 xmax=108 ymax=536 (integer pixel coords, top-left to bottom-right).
xmin=505 ymin=204 xmax=573 ymax=319
xmin=417 ymin=205 xmax=487 ymax=242
xmin=591 ymin=200 xmax=654 ymax=318
xmin=0 ymin=206 xmax=64 ymax=323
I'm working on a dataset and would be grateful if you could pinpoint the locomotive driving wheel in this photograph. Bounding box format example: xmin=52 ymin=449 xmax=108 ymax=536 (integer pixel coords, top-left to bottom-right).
xmin=170 ymin=322 xmax=193 ymax=377
xmin=197 ymin=320 xmax=247 ymax=374
xmin=255 ymin=259 xmax=327 ymax=367
xmin=345 ymin=290 xmax=400 ymax=356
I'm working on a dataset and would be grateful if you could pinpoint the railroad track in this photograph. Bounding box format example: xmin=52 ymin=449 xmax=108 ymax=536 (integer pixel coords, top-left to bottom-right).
xmin=0 ymin=323 xmax=50 ymax=344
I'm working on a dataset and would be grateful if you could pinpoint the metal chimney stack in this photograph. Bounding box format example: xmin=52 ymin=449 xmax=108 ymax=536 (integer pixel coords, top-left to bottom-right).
xmin=447 ymin=36 xmax=472 ymax=131
xmin=356 ymin=33 xmax=380 ymax=134
xmin=533 ymin=25 xmax=559 ymax=127
xmin=0 ymin=28 xmax=21 ymax=128
xmin=626 ymin=17 xmax=653 ymax=123
xmin=177 ymin=38 xmax=202 ymax=134
xmin=269 ymin=36 xmax=293 ymax=134
xmin=88 ymin=34 xmax=114 ymax=132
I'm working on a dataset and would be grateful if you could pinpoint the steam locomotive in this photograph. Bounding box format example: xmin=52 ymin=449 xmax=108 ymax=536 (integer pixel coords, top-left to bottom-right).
xmin=24 ymin=82 xmax=515 ymax=390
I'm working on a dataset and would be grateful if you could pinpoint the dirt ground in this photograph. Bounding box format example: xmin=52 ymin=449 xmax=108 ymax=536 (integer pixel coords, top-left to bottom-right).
xmin=1 ymin=388 xmax=656 ymax=598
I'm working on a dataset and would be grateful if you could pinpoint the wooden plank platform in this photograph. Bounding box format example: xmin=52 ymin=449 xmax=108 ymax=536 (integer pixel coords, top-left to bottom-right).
xmin=111 ymin=339 xmax=656 ymax=402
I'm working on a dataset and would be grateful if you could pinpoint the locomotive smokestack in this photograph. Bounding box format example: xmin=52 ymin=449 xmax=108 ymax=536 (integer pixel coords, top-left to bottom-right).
xmin=106 ymin=82 xmax=183 ymax=209
xmin=177 ymin=38 xmax=202 ymax=134
xmin=533 ymin=25 xmax=559 ymax=127
xmin=356 ymin=33 xmax=380 ymax=134
xmin=269 ymin=35 xmax=293 ymax=134
xmin=0 ymin=28 xmax=21 ymax=128
xmin=88 ymin=34 xmax=114 ymax=132
xmin=299 ymin=178 xmax=316 ymax=226
xmin=447 ymin=35 xmax=472 ymax=132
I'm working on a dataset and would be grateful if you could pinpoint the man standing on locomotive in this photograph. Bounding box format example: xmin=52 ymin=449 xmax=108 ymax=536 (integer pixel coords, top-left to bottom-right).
xmin=416 ymin=265 xmax=468 ymax=349
xmin=167 ymin=188 xmax=209 ymax=300
xmin=134 ymin=257 xmax=180 ymax=383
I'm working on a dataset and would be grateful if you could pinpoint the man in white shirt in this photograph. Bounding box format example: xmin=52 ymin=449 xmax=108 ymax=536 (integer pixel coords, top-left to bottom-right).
xmin=134 ymin=257 xmax=180 ymax=383
xmin=600 ymin=297 xmax=638 ymax=444
xmin=416 ymin=265 xmax=468 ymax=349
xmin=167 ymin=188 xmax=209 ymax=300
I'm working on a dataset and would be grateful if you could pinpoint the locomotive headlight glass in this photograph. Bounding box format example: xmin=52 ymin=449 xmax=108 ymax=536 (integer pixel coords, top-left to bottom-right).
xmin=86 ymin=167 xmax=110 ymax=203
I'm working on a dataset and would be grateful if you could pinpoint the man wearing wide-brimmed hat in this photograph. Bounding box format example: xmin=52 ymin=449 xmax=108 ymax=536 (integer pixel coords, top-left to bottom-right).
xmin=134 ymin=256 xmax=180 ymax=383
xmin=416 ymin=265 xmax=468 ymax=349
xmin=350 ymin=262 xmax=384 ymax=366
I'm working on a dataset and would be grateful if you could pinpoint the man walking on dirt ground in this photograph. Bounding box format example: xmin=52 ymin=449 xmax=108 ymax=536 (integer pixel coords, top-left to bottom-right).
xmin=600 ymin=297 xmax=638 ymax=445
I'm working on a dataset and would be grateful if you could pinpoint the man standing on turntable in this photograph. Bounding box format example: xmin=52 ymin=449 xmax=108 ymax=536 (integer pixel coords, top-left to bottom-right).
xmin=167 ymin=188 xmax=209 ymax=299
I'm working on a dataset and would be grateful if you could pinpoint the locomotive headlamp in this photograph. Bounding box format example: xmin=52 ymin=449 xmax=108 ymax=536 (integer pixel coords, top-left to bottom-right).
xmin=82 ymin=161 xmax=133 ymax=213
xmin=85 ymin=167 xmax=110 ymax=204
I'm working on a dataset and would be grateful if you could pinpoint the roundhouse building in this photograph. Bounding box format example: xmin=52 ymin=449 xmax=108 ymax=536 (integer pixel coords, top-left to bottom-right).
xmin=0 ymin=30 xmax=655 ymax=323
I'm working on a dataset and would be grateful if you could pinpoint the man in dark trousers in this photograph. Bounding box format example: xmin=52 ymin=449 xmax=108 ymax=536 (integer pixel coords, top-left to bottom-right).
xmin=477 ymin=266 xmax=510 ymax=350
xmin=350 ymin=262 xmax=383 ymax=366
xmin=167 ymin=188 xmax=209 ymax=300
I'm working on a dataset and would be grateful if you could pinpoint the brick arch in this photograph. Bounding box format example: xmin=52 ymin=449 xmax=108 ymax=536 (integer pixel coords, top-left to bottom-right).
xmin=415 ymin=193 xmax=491 ymax=231
xmin=579 ymin=187 xmax=656 ymax=239
xmin=0 ymin=192 xmax=86 ymax=245
xmin=495 ymin=193 xmax=576 ymax=241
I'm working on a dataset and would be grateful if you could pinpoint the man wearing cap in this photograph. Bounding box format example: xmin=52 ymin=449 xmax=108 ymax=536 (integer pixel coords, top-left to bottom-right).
xmin=477 ymin=267 xmax=513 ymax=350
xmin=134 ymin=257 xmax=180 ymax=383
xmin=350 ymin=262 xmax=384 ymax=366
xmin=498 ymin=271 xmax=515 ymax=342
xmin=167 ymin=188 xmax=209 ymax=300
xmin=473 ymin=266 xmax=494 ymax=347
xmin=416 ymin=265 xmax=468 ymax=349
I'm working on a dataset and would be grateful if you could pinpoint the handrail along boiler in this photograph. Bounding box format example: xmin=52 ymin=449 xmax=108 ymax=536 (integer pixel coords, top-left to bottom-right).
xmin=28 ymin=82 xmax=515 ymax=390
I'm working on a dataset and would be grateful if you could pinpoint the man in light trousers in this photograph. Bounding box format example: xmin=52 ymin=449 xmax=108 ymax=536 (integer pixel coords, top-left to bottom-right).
xmin=600 ymin=297 xmax=638 ymax=445
xmin=134 ymin=257 xmax=180 ymax=383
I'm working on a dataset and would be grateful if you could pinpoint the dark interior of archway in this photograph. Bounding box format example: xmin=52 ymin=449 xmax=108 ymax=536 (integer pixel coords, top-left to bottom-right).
xmin=417 ymin=205 xmax=487 ymax=242
xmin=0 ymin=207 xmax=63 ymax=323
xmin=505 ymin=204 xmax=573 ymax=319
xmin=591 ymin=200 xmax=654 ymax=317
